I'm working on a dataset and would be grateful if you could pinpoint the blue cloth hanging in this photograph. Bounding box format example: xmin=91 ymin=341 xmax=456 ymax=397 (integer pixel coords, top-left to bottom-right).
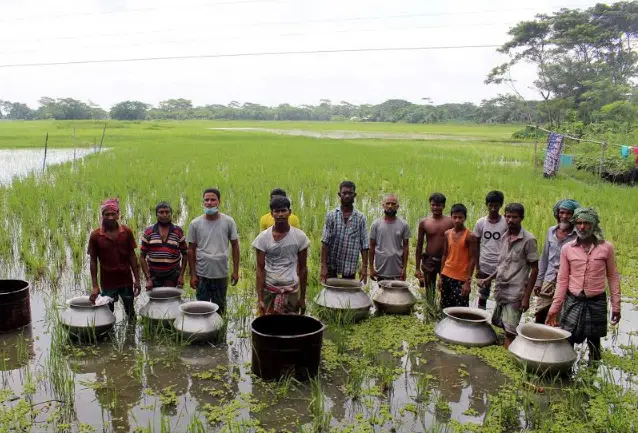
xmin=621 ymin=145 xmax=630 ymax=158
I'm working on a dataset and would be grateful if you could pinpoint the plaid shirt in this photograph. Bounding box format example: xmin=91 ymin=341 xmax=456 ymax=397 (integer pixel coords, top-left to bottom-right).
xmin=321 ymin=207 xmax=369 ymax=276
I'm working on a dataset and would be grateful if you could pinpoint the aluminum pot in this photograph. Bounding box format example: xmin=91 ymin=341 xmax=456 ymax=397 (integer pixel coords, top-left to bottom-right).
xmin=314 ymin=278 xmax=371 ymax=322
xmin=139 ymin=287 xmax=183 ymax=326
xmin=508 ymin=323 xmax=577 ymax=375
xmin=173 ymin=301 xmax=224 ymax=343
xmin=434 ymin=307 xmax=497 ymax=347
xmin=372 ymin=280 xmax=417 ymax=315
xmin=60 ymin=296 xmax=116 ymax=341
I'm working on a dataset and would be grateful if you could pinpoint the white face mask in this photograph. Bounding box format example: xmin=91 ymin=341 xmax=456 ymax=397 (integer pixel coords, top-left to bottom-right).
xmin=204 ymin=206 xmax=218 ymax=215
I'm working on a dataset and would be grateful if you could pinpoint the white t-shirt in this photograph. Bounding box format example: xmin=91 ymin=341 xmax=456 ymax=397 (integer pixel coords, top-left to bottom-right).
xmin=252 ymin=226 xmax=311 ymax=287
xmin=474 ymin=215 xmax=508 ymax=275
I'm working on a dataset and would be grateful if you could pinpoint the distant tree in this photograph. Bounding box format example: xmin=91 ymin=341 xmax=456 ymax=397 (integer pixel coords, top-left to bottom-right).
xmin=110 ymin=101 xmax=150 ymax=120
xmin=1 ymin=101 xmax=35 ymax=120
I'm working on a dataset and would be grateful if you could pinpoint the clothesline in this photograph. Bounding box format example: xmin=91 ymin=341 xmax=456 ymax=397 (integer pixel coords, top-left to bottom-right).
xmin=526 ymin=124 xmax=626 ymax=149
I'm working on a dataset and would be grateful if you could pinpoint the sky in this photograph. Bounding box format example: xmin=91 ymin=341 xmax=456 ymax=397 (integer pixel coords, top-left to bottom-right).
xmin=0 ymin=0 xmax=600 ymax=109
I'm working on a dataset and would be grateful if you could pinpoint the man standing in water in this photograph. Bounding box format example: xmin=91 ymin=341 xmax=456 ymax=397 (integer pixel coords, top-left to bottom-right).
xmin=473 ymin=191 xmax=507 ymax=309
xmin=415 ymin=193 xmax=454 ymax=299
xmin=533 ymin=199 xmax=580 ymax=324
xmin=438 ymin=204 xmax=478 ymax=309
xmin=88 ymin=198 xmax=141 ymax=318
xmin=321 ymin=181 xmax=368 ymax=283
xmin=546 ymin=208 xmax=621 ymax=362
xmin=369 ymin=194 xmax=410 ymax=281
xmin=140 ymin=201 xmax=188 ymax=290
xmin=480 ymin=203 xmax=538 ymax=349
xmin=253 ymin=196 xmax=310 ymax=315
xmin=187 ymin=188 xmax=240 ymax=315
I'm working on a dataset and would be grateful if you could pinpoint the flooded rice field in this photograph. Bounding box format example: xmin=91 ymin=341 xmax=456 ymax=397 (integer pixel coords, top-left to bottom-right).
xmin=207 ymin=128 xmax=482 ymax=142
xmin=1 ymin=275 xmax=636 ymax=433
xmin=0 ymin=148 xmax=100 ymax=186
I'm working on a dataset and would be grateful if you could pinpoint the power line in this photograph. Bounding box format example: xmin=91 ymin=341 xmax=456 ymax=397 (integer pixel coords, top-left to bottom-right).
xmin=0 ymin=0 xmax=280 ymax=23
xmin=0 ymin=21 xmax=515 ymax=56
xmin=5 ymin=3 xmax=592 ymax=44
xmin=0 ymin=44 xmax=501 ymax=69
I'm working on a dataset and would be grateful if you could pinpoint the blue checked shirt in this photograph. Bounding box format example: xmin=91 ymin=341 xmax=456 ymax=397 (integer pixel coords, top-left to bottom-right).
xmin=321 ymin=207 xmax=369 ymax=276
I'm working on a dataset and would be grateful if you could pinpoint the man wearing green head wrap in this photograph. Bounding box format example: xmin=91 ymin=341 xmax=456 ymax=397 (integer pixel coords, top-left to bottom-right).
xmin=547 ymin=207 xmax=621 ymax=362
xmin=533 ymin=199 xmax=580 ymax=324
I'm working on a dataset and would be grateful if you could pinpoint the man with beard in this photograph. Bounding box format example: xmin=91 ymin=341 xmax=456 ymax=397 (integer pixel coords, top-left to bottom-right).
xmin=88 ymin=198 xmax=141 ymax=317
xmin=369 ymin=194 xmax=410 ymax=281
xmin=479 ymin=203 xmax=538 ymax=349
xmin=533 ymin=199 xmax=580 ymax=324
xmin=140 ymin=201 xmax=188 ymax=290
xmin=321 ymin=180 xmax=368 ymax=283
xmin=415 ymin=193 xmax=454 ymax=299
xmin=253 ymin=196 xmax=310 ymax=315
xmin=546 ymin=208 xmax=621 ymax=362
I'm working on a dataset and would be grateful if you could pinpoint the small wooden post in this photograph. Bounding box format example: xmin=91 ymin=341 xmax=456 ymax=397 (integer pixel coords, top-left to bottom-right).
xmin=533 ymin=125 xmax=539 ymax=172
xmin=98 ymin=123 xmax=107 ymax=152
xmin=599 ymin=141 xmax=607 ymax=177
xmin=42 ymin=132 xmax=49 ymax=172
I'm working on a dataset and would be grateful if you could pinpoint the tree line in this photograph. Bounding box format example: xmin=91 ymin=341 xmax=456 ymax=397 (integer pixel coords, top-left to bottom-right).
xmin=0 ymin=95 xmax=539 ymax=124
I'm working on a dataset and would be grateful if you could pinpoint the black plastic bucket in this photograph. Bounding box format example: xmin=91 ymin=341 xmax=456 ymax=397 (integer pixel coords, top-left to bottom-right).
xmin=0 ymin=280 xmax=31 ymax=332
xmin=251 ymin=315 xmax=325 ymax=381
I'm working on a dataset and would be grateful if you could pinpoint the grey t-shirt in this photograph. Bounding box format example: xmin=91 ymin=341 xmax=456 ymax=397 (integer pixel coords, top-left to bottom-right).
xmin=369 ymin=217 xmax=411 ymax=278
xmin=186 ymin=214 xmax=239 ymax=279
xmin=494 ymin=228 xmax=539 ymax=304
xmin=252 ymin=227 xmax=311 ymax=287
xmin=474 ymin=215 xmax=508 ymax=275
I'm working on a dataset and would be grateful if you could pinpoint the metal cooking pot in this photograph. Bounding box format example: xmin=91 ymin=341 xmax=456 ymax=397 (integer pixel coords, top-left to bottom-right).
xmin=173 ymin=301 xmax=224 ymax=343
xmin=434 ymin=307 xmax=497 ymax=347
xmin=508 ymin=323 xmax=577 ymax=375
xmin=61 ymin=296 xmax=116 ymax=341
xmin=372 ymin=280 xmax=417 ymax=315
xmin=314 ymin=278 xmax=371 ymax=322
xmin=139 ymin=287 xmax=183 ymax=326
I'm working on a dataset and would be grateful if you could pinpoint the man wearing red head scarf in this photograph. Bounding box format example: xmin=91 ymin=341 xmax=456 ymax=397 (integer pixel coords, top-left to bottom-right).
xmin=88 ymin=198 xmax=141 ymax=318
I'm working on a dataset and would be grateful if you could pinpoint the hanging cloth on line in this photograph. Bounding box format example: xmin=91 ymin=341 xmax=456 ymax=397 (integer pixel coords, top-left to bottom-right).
xmin=633 ymin=147 xmax=638 ymax=164
xmin=543 ymin=133 xmax=565 ymax=178
xmin=621 ymin=145 xmax=631 ymax=158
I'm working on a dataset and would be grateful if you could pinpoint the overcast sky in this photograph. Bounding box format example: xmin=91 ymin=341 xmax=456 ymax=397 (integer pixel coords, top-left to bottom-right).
xmin=0 ymin=0 xmax=598 ymax=108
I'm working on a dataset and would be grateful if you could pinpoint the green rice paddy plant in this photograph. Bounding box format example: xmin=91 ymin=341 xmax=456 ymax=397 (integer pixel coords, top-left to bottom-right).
xmin=308 ymin=376 xmax=331 ymax=432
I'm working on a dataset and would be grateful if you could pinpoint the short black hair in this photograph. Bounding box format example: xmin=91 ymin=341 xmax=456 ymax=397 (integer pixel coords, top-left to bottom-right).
xmin=450 ymin=203 xmax=467 ymax=217
xmin=485 ymin=190 xmax=504 ymax=205
xmin=202 ymin=188 xmax=220 ymax=200
xmin=505 ymin=203 xmax=525 ymax=219
xmin=429 ymin=192 xmax=446 ymax=204
xmin=155 ymin=201 xmax=172 ymax=214
xmin=339 ymin=180 xmax=356 ymax=191
xmin=270 ymin=188 xmax=286 ymax=198
xmin=270 ymin=196 xmax=291 ymax=211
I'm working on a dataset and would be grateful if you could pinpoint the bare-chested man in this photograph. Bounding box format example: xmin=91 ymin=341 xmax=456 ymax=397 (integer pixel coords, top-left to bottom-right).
xmin=415 ymin=193 xmax=454 ymax=300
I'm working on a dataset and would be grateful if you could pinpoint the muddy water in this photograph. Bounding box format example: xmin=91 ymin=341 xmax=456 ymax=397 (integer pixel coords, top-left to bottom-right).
xmin=0 ymin=277 xmax=636 ymax=432
xmin=0 ymin=148 xmax=100 ymax=185
xmin=208 ymin=127 xmax=481 ymax=142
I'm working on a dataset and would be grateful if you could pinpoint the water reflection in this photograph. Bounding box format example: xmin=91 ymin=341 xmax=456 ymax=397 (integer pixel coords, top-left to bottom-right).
xmin=0 ymin=148 xmax=100 ymax=185
xmin=0 ymin=325 xmax=34 ymax=372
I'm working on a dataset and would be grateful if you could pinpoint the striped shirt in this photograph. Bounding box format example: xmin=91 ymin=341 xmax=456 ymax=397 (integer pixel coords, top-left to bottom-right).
xmin=140 ymin=223 xmax=187 ymax=276
xmin=321 ymin=207 xmax=369 ymax=276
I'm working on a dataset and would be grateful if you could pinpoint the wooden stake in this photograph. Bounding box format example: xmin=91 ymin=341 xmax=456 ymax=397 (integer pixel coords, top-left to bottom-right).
xmin=533 ymin=125 xmax=539 ymax=172
xmin=42 ymin=132 xmax=49 ymax=173
xmin=98 ymin=123 xmax=107 ymax=152
xmin=599 ymin=141 xmax=607 ymax=177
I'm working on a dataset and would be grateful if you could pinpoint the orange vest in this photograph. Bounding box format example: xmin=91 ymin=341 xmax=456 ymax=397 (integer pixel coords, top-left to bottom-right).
xmin=441 ymin=228 xmax=470 ymax=281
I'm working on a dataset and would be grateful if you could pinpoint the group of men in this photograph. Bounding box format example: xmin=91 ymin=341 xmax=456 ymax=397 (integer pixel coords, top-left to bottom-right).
xmin=88 ymin=181 xmax=621 ymax=361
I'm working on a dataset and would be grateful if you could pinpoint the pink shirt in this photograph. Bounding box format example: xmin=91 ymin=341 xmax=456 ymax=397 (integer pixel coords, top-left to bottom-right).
xmin=549 ymin=240 xmax=621 ymax=314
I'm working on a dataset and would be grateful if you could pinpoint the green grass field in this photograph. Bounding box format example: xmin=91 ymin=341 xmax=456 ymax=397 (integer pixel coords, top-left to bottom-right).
xmin=0 ymin=120 xmax=637 ymax=433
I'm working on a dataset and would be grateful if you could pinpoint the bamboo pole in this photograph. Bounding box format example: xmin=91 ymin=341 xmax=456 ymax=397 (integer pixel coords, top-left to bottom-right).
xmin=533 ymin=125 xmax=539 ymax=172
xmin=599 ymin=141 xmax=607 ymax=177
xmin=98 ymin=123 xmax=107 ymax=152
xmin=42 ymin=132 xmax=49 ymax=172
